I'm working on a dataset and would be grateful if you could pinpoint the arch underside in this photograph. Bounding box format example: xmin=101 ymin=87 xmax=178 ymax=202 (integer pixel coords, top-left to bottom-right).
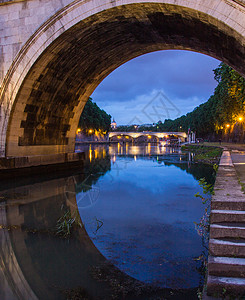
xmin=6 ymin=2 xmax=245 ymax=156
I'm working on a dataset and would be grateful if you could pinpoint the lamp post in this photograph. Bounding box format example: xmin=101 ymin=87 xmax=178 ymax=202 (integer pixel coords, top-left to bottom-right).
xmin=226 ymin=124 xmax=230 ymax=142
xmin=238 ymin=116 xmax=244 ymax=143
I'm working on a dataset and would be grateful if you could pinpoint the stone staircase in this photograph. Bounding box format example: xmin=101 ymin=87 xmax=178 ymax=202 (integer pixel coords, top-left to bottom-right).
xmin=206 ymin=151 xmax=245 ymax=297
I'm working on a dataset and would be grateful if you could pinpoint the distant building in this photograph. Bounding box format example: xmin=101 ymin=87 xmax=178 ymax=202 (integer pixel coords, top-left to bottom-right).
xmin=111 ymin=118 xmax=117 ymax=130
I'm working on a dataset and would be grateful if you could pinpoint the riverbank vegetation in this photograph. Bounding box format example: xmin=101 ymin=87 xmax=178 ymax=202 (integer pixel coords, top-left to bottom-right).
xmin=56 ymin=209 xmax=83 ymax=238
xmin=181 ymin=144 xmax=223 ymax=164
xmin=159 ymin=63 xmax=245 ymax=140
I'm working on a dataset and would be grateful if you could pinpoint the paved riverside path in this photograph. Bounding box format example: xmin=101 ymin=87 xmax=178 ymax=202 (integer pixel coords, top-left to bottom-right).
xmin=206 ymin=149 xmax=245 ymax=297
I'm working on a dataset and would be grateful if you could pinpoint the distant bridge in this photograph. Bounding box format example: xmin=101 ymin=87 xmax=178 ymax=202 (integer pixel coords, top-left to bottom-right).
xmin=109 ymin=131 xmax=187 ymax=141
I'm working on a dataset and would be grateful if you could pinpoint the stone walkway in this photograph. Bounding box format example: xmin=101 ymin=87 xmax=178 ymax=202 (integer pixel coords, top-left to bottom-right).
xmin=206 ymin=149 xmax=245 ymax=298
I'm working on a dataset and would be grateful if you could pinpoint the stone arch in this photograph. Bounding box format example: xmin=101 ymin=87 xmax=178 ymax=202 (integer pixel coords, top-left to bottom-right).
xmin=135 ymin=134 xmax=159 ymax=143
xmin=109 ymin=134 xmax=134 ymax=142
xmin=1 ymin=0 xmax=245 ymax=156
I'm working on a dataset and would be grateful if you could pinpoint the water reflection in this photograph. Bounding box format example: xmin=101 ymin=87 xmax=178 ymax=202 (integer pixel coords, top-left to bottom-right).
xmin=77 ymin=144 xmax=214 ymax=292
xmin=0 ymin=168 xmax=119 ymax=300
xmin=0 ymin=143 xmax=214 ymax=299
xmin=107 ymin=143 xmax=182 ymax=158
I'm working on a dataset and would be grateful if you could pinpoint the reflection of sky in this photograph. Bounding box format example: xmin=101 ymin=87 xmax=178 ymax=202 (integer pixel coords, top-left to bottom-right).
xmin=109 ymin=157 xmax=197 ymax=194
xmin=78 ymin=152 xmax=210 ymax=289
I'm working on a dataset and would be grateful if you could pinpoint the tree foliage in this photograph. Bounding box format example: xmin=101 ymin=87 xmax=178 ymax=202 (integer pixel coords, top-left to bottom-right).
xmin=78 ymin=97 xmax=111 ymax=133
xmin=157 ymin=63 xmax=245 ymax=138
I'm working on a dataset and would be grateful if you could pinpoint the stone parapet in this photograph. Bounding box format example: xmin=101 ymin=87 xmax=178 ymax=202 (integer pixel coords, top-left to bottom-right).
xmin=0 ymin=152 xmax=84 ymax=169
xmin=0 ymin=152 xmax=85 ymax=178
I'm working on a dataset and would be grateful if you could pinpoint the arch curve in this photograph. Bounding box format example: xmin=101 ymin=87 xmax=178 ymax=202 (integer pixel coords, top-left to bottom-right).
xmin=1 ymin=0 xmax=245 ymax=156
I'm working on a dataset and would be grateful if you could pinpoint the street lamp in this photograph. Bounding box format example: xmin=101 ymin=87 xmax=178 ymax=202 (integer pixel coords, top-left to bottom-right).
xmin=238 ymin=116 xmax=243 ymax=122
xmin=226 ymin=124 xmax=230 ymax=128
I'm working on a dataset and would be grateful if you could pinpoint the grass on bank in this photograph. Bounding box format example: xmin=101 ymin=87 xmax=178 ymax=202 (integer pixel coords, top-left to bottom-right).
xmin=181 ymin=144 xmax=223 ymax=164
xmin=56 ymin=209 xmax=83 ymax=238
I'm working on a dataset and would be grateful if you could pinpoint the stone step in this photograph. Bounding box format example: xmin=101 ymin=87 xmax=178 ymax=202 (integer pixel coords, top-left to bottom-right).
xmin=209 ymin=238 xmax=245 ymax=258
xmin=208 ymin=256 xmax=245 ymax=278
xmin=211 ymin=199 xmax=245 ymax=211
xmin=207 ymin=275 xmax=245 ymax=297
xmin=210 ymin=209 xmax=245 ymax=223
xmin=210 ymin=223 xmax=245 ymax=239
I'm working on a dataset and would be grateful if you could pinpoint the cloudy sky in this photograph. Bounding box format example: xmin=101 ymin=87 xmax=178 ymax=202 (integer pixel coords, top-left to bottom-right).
xmin=91 ymin=50 xmax=220 ymax=125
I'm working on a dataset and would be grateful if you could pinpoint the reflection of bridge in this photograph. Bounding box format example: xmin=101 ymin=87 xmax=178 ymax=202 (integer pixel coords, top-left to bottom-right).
xmin=109 ymin=131 xmax=187 ymax=142
xmin=0 ymin=174 xmax=123 ymax=300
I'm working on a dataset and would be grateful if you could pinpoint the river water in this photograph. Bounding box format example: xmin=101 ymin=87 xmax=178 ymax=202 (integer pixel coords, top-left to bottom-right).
xmin=0 ymin=143 xmax=215 ymax=300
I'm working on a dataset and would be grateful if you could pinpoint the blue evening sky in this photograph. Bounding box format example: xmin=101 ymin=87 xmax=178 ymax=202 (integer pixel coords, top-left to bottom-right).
xmin=91 ymin=50 xmax=220 ymax=125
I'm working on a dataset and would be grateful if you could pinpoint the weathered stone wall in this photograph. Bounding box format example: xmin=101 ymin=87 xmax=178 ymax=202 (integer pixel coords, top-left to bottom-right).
xmin=0 ymin=0 xmax=245 ymax=157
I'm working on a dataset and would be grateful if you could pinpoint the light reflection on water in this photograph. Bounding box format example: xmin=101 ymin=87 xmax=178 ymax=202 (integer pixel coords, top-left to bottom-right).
xmin=76 ymin=143 xmax=214 ymax=290
xmin=108 ymin=143 xmax=180 ymax=157
xmin=0 ymin=143 xmax=214 ymax=300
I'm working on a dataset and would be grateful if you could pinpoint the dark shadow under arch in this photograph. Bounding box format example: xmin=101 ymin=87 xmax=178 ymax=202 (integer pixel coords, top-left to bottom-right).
xmin=6 ymin=2 xmax=245 ymax=156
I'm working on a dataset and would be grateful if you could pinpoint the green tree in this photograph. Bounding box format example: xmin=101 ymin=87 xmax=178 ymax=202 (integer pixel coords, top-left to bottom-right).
xmin=78 ymin=97 xmax=111 ymax=133
xmin=158 ymin=63 xmax=245 ymax=139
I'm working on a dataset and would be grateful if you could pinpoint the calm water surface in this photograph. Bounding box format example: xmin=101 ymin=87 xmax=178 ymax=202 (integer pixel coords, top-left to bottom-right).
xmin=0 ymin=143 xmax=214 ymax=300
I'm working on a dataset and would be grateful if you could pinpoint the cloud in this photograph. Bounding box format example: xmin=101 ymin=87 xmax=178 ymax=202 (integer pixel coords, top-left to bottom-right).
xmin=91 ymin=50 xmax=220 ymax=124
xmin=100 ymin=89 xmax=207 ymax=124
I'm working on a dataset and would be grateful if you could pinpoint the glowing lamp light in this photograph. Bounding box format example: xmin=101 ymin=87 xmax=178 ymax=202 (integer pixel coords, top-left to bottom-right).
xmin=148 ymin=135 xmax=151 ymax=139
xmin=89 ymin=129 xmax=93 ymax=134
xmin=226 ymin=124 xmax=230 ymax=128
xmin=239 ymin=117 xmax=243 ymax=122
xmin=76 ymin=128 xmax=81 ymax=134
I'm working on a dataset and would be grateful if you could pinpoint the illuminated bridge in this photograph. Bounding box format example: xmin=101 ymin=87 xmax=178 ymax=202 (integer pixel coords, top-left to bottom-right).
xmin=109 ymin=131 xmax=187 ymax=142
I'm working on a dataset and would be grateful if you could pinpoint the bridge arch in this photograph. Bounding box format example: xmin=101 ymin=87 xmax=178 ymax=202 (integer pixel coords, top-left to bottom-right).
xmin=109 ymin=131 xmax=186 ymax=142
xmin=1 ymin=0 xmax=245 ymax=156
xmin=135 ymin=134 xmax=160 ymax=143
xmin=109 ymin=134 xmax=134 ymax=142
